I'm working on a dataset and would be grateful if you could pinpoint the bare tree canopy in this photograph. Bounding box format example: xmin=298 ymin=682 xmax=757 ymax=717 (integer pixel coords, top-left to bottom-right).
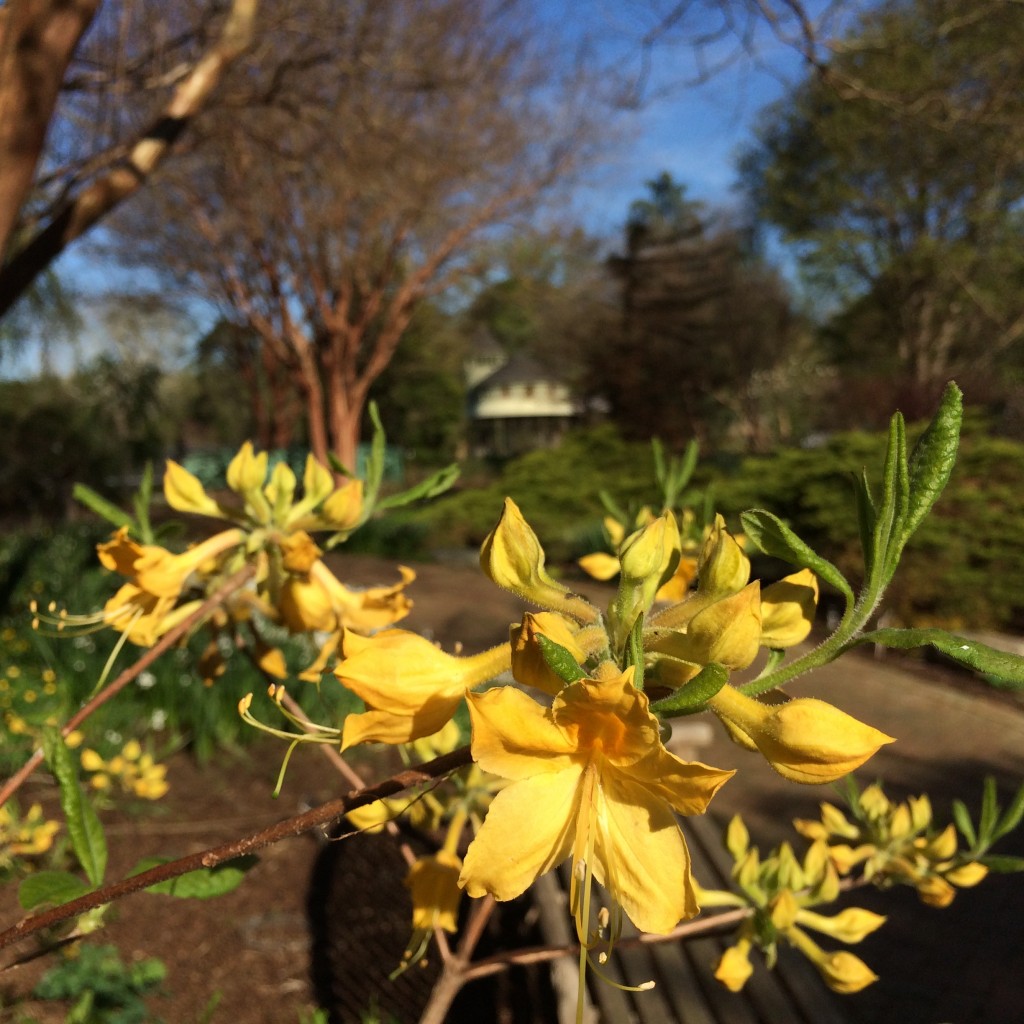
xmin=0 ymin=0 xmax=256 ymax=315
xmin=116 ymin=0 xmax=609 ymax=467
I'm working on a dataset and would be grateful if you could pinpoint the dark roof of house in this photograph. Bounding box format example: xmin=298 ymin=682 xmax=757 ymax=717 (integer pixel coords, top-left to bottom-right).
xmin=471 ymin=352 xmax=567 ymax=392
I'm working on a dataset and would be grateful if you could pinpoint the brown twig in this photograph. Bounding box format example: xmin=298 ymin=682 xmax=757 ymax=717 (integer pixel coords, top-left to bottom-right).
xmin=0 ymin=566 xmax=256 ymax=808
xmin=0 ymin=746 xmax=472 ymax=959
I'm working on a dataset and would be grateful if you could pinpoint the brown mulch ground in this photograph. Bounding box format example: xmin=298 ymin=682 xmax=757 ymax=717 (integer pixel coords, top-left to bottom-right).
xmin=3 ymin=554 xmax=1024 ymax=1023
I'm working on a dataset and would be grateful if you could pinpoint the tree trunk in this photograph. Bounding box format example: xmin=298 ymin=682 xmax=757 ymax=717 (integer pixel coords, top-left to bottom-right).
xmin=0 ymin=0 xmax=100 ymax=260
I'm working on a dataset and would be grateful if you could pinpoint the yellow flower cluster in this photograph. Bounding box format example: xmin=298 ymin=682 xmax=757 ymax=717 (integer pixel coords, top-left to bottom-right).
xmin=795 ymin=785 xmax=989 ymax=907
xmin=0 ymin=801 xmax=60 ymax=868
xmin=80 ymin=740 xmax=169 ymax=801
xmin=82 ymin=444 xmax=414 ymax=677
xmin=705 ymin=815 xmax=883 ymax=994
xmin=250 ymin=495 xmax=899 ymax=995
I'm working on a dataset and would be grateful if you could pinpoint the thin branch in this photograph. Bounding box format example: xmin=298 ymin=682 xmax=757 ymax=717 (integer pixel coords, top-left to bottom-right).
xmin=0 ymin=746 xmax=473 ymax=958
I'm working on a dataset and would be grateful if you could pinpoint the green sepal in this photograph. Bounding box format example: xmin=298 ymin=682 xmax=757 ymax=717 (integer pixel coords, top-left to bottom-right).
xmin=72 ymin=483 xmax=133 ymax=532
xmin=18 ymin=871 xmax=93 ymax=911
xmin=650 ymin=663 xmax=729 ymax=717
xmin=131 ymin=855 xmax=258 ymax=898
xmin=42 ymin=729 xmax=107 ymax=888
xmin=536 ymin=634 xmax=586 ymax=684
xmin=623 ymin=612 xmax=645 ymax=691
xmin=900 ymin=382 xmax=962 ymax=547
xmin=740 ymin=509 xmax=855 ymax=609
xmin=132 ymin=462 xmax=155 ymax=544
xmin=851 ymin=628 xmax=1024 ymax=688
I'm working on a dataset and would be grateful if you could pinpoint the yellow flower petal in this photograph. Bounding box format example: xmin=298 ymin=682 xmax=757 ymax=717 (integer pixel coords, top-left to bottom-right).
xmin=594 ymin=769 xmax=697 ymax=933
xmin=510 ymin=611 xmax=586 ymax=695
xmin=460 ymin=769 xmax=582 ymax=902
xmin=618 ymin=746 xmax=735 ymax=816
xmin=760 ymin=569 xmax=819 ymax=648
xmin=467 ymin=686 xmax=577 ymax=779
xmin=577 ymin=551 xmax=621 ymax=581
xmin=226 ymin=441 xmax=268 ymax=494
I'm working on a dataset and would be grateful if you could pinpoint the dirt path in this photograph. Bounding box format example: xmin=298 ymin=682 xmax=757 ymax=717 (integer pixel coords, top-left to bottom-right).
xmin=3 ymin=555 xmax=1023 ymax=1023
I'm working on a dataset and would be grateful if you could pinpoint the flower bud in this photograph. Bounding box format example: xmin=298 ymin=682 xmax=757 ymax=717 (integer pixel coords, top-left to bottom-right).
xmin=321 ymin=478 xmax=364 ymax=531
xmin=481 ymin=499 xmax=597 ymax=622
xmin=226 ymin=441 xmax=268 ymax=494
xmin=945 ymin=861 xmax=988 ymax=888
xmin=164 ymin=461 xmax=223 ymax=518
xmin=407 ymin=851 xmax=463 ymax=934
xmin=709 ymin=687 xmax=894 ymax=784
xmin=698 ymin=516 xmax=750 ymax=598
xmin=916 ymin=874 xmax=956 ymax=908
xmin=795 ymin=906 xmax=886 ymax=944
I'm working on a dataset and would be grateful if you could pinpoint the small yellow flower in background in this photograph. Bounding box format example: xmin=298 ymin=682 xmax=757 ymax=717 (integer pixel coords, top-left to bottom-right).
xmin=459 ymin=668 xmax=733 ymax=936
xmin=1 ymin=801 xmax=60 ymax=865
xmin=406 ymin=851 xmax=463 ymax=935
xmin=80 ymin=741 xmax=169 ymax=801
xmin=715 ymin=936 xmax=754 ymax=992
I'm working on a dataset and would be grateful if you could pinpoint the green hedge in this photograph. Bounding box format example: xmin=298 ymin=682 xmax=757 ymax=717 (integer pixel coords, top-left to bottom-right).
xmin=408 ymin=421 xmax=1024 ymax=631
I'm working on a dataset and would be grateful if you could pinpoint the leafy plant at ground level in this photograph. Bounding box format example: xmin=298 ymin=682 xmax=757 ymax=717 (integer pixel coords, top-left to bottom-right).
xmin=32 ymin=943 xmax=167 ymax=1024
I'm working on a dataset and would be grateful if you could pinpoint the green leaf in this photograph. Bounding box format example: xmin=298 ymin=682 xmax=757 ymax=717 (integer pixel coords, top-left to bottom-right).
xmin=537 ymin=635 xmax=586 ymax=684
xmin=133 ymin=463 xmax=155 ymax=544
xmin=650 ymin=663 xmax=729 ymax=717
xmin=18 ymin=871 xmax=92 ymax=911
xmin=900 ymin=382 xmax=963 ymax=546
xmin=739 ymin=509 xmax=855 ymax=607
xmin=979 ymin=777 xmax=999 ymax=842
xmin=624 ymin=612 xmax=645 ymax=691
xmin=852 ymin=469 xmax=876 ymax=567
xmin=980 ymin=854 xmax=1024 ymax=874
xmin=872 ymin=411 xmax=908 ymax=581
xmin=951 ymin=799 xmax=977 ymax=847
xmin=42 ymin=730 xmax=107 ymax=887
xmin=993 ymin=782 xmax=1024 ymax=843
xmin=130 ymin=855 xmax=258 ymax=899
xmin=598 ymin=488 xmax=629 ymax=527
xmin=376 ymin=464 xmax=460 ymax=511
xmin=72 ymin=483 xmax=133 ymax=531
xmin=362 ymin=401 xmax=388 ymax=513
xmin=852 ymin=628 xmax=1024 ymax=687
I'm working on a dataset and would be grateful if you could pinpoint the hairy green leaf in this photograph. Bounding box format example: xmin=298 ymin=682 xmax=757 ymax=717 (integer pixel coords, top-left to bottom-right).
xmin=376 ymin=463 xmax=460 ymax=511
xmin=42 ymin=730 xmax=107 ymax=887
xmin=980 ymin=854 xmax=1024 ymax=874
xmin=740 ymin=509 xmax=854 ymax=606
xmin=852 ymin=629 xmax=1024 ymax=687
xmin=993 ymin=782 xmax=1024 ymax=843
xmin=901 ymin=382 xmax=963 ymax=546
xmin=951 ymin=799 xmax=977 ymax=847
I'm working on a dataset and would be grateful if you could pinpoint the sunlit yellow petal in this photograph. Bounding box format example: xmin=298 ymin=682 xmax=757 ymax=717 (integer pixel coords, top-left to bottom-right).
xmin=577 ymin=551 xmax=621 ymax=581
xmin=618 ymin=746 xmax=735 ymax=816
xmin=760 ymin=569 xmax=819 ymax=648
xmin=460 ymin=769 xmax=582 ymax=902
xmin=595 ymin=769 xmax=697 ymax=933
xmin=467 ymin=687 xmax=577 ymax=779
xmin=163 ymin=461 xmax=223 ymax=518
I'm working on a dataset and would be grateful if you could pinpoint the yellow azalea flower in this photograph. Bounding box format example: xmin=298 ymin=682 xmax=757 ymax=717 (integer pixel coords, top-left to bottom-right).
xmin=459 ymin=668 xmax=733 ymax=935
xmin=335 ymin=629 xmax=510 ymax=747
xmin=279 ymin=561 xmax=415 ymax=636
xmin=407 ymin=851 xmax=463 ymax=935
xmin=715 ymin=937 xmax=754 ymax=992
xmin=708 ymin=686 xmax=894 ymax=784
xmin=163 ymin=461 xmax=225 ymax=518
